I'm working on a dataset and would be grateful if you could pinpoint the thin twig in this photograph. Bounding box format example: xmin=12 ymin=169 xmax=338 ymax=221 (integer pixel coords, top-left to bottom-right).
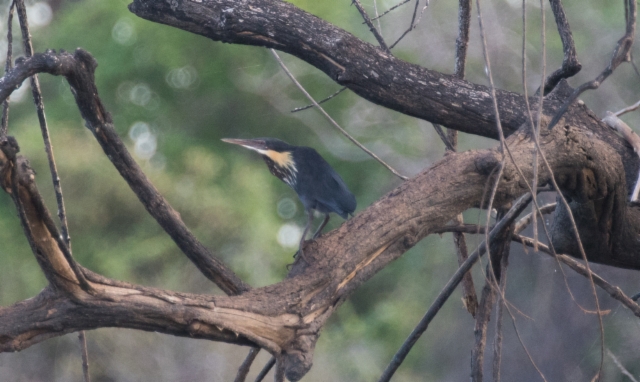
xmin=606 ymin=348 xmax=639 ymax=382
xmin=373 ymin=0 xmax=382 ymax=33
xmin=351 ymin=0 xmax=390 ymax=53
xmin=432 ymin=123 xmax=455 ymax=151
xmin=412 ymin=1 xmax=431 ymax=28
xmin=291 ymin=87 xmax=347 ymax=113
xmin=15 ymin=0 xmax=72 ymax=248
xmin=0 ymin=1 xmax=14 ymax=138
xmin=270 ymin=49 xmax=408 ymax=180
xmin=274 ymin=358 xmax=285 ymax=382
xmin=547 ymin=0 xmax=637 ymax=131
xmin=514 ymin=203 xmax=556 ymax=233
xmin=515 ymin=235 xmax=640 ymax=318
xmin=613 ymin=98 xmax=640 ymax=117
xmin=431 ymin=204 xmax=556 ymax=237
xmin=520 ymin=0 xmax=539 ymax=248
xmin=630 ymin=54 xmax=640 ymax=80
xmin=471 ymin=274 xmax=496 ymax=381
xmin=370 ymin=0 xmax=411 ymax=21
xmin=475 ymin=0 xmax=508 ymax=308
xmin=500 ymin=294 xmax=548 ymax=381
xmin=378 ymin=193 xmax=532 ymax=382
xmin=15 ymin=1 xmax=91 ymax=379
xmin=472 ymin=208 xmax=512 ymax=381
xmin=234 ymin=348 xmax=260 ymax=382
xmin=492 ymin=240 xmax=510 ymax=382
xmin=254 ymin=357 xmax=276 ymax=382
xmin=531 ymin=0 xmax=547 ymax=252
xmin=389 ymin=0 xmax=423 ymax=49
xmin=475 ymin=0 xmax=506 ymax=149
xmin=78 ymin=331 xmax=91 ymax=382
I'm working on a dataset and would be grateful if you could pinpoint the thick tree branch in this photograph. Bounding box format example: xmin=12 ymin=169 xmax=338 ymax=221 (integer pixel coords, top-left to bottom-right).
xmin=128 ymin=0 xmax=534 ymax=139
xmin=0 ymin=137 xmax=90 ymax=295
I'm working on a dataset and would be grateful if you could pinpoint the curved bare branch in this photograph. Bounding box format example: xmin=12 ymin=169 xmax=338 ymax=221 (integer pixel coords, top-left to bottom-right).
xmin=128 ymin=0 xmax=533 ymax=139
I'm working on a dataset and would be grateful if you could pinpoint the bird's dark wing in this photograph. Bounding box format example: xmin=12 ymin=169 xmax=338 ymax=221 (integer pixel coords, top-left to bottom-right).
xmin=294 ymin=147 xmax=356 ymax=219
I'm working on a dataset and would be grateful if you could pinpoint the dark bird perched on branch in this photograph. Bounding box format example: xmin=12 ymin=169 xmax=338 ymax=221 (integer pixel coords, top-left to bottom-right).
xmin=222 ymin=138 xmax=356 ymax=262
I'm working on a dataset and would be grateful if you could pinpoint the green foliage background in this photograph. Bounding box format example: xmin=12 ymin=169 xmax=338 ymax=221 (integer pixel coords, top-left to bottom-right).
xmin=2 ymin=0 xmax=640 ymax=380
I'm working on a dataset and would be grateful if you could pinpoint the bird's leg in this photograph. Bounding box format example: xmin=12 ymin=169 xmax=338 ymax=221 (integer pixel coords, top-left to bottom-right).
xmin=312 ymin=214 xmax=330 ymax=239
xmin=297 ymin=209 xmax=315 ymax=263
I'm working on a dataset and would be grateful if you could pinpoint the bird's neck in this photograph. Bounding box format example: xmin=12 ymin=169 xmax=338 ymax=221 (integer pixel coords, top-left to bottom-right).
xmin=262 ymin=155 xmax=297 ymax=187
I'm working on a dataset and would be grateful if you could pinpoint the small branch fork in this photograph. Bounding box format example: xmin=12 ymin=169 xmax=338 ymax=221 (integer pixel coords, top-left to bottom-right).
xmin=351 ymin=0 xmax=390 ymax=53
xmin=543 ymin=0 xmax=581 ymax=94
xmin=547 ymin=0 xmax=637 ymax=131
xmin=389 ymin=0 xmax=430 ymax=49
xmin=370 ymin=0 xmax=411 ymax=22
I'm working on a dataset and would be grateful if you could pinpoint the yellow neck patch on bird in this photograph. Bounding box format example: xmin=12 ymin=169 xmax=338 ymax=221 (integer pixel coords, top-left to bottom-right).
xmin=264 ymin=150 xmax=295 ymax=170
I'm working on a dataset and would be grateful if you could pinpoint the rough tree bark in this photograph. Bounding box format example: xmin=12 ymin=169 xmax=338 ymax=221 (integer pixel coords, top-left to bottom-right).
xmin=1 ymin=0 xmax=640 ymax=380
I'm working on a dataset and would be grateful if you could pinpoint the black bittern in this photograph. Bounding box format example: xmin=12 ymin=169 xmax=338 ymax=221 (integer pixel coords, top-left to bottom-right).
xmin=222 ymin=138 xmax=356 ymax=262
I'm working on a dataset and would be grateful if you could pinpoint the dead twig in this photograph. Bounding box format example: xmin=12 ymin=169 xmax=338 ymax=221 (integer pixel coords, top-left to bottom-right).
xmin=234 ymin=347 xmax=260 ymax=382
xmin=547 ymin=0 xmax=637 ymax=131
xmin=543 ymin=0 xmax=581 ymax=94
xmin=515 ymin=235 xmax=640 ymax=318
xmin=370 ymin=0 xmax=411 ymax=22
xmin=612 ymin=98 xmax=640 ymax=117
xmin=254 ymin=357 xmax=276 ymax=382
xmin=270 ymin=49 xmax=408 ymax=180
xmin=291 ymin=87 xmax=346 ymax=113
xmin=351 ymin=0 xmax=390 ymax=53
xmin=0 ymin=1 xmax=14 ymax=138
xmin=514 ymin=202 xmax=556 ymax=233
xmin=389 ymin=0 xmax=430 ymax=49
xmin=606 ymin=348 xmax=639 ymax=382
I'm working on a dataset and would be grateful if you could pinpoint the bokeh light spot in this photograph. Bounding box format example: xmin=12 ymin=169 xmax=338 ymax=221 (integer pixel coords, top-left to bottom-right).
xmin=112 ymin=18 xmax=137 ymax=46
xmin=277 ymin=224 xmax=302 ymax=248
xmin=27 ymin=3 xmax=53 ymax=28
xmin=277 ymin=198 xmax=297 ymax=219
xmin=166 ymin=66 xmax=198 ymax=89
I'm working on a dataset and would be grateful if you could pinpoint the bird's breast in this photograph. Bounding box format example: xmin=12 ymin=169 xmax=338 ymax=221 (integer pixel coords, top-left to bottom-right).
xmin=263 ymin=156 xmax=297 ymax=187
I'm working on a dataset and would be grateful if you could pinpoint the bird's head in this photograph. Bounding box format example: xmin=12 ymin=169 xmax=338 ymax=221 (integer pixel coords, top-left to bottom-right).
xmin=222 ymin=137 xmax=297 ymax=185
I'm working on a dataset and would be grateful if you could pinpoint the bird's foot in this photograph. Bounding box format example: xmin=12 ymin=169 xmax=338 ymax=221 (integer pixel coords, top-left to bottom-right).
xmin=296 ymin=244 xmax=312 ymax=264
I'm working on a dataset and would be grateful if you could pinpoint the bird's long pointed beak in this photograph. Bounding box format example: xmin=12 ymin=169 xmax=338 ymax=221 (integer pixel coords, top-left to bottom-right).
xmin=221 ymin=138 xmax=267 ymax=152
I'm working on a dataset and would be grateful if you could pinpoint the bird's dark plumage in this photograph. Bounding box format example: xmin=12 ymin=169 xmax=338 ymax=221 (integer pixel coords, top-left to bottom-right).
xmin=222 ymin=137 xmax=356 ymax=262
